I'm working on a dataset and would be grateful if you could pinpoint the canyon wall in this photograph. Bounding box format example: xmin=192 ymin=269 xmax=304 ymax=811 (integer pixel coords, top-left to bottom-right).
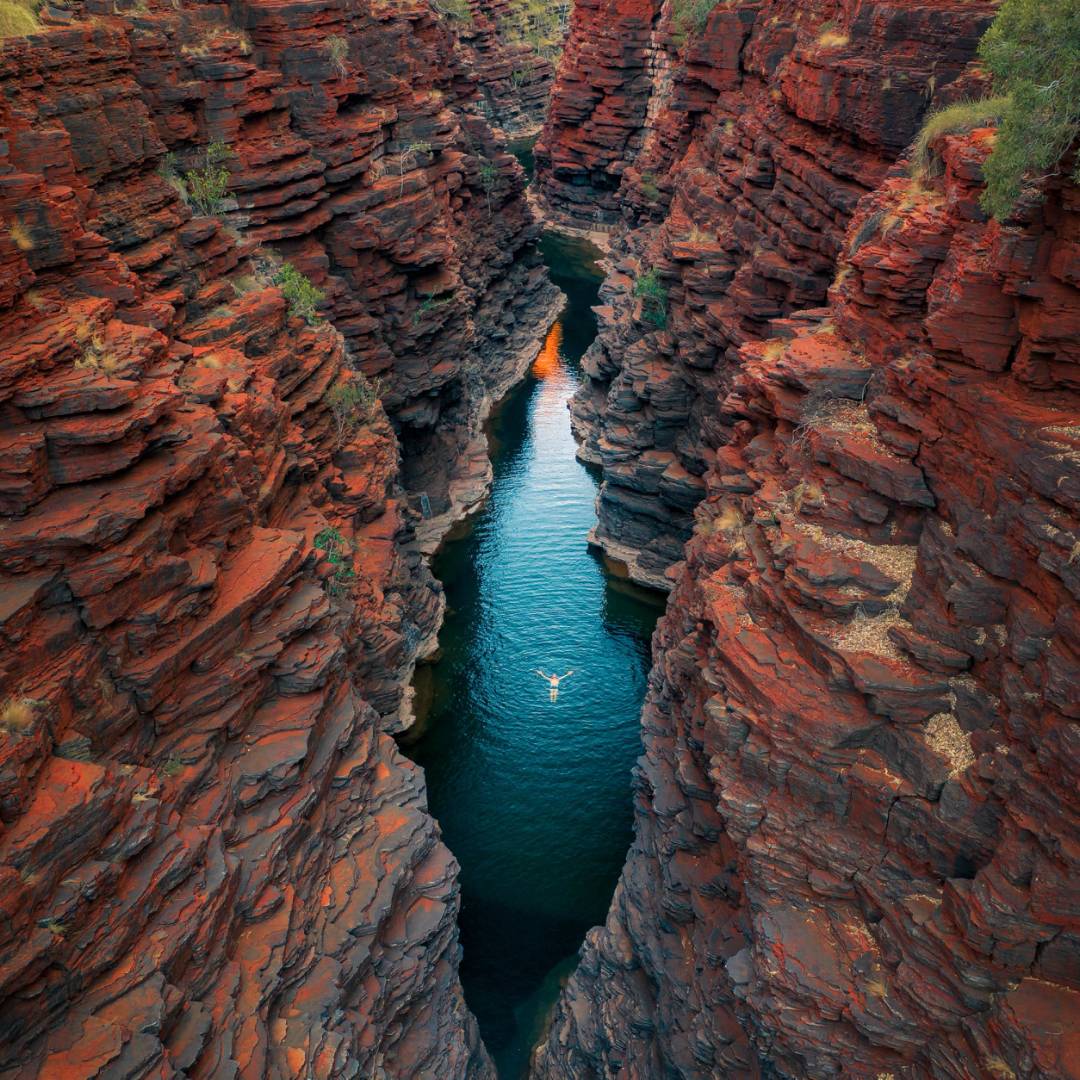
xmin=534 ymin=1 xmax=1080 ymax=1077
xmin=548 ymin=0 xmax=994 ymax=587
xmin=0 ymin=0 xmax=556 ymax=1073
xmin=456 ymin=0 xmax=560 ymax=138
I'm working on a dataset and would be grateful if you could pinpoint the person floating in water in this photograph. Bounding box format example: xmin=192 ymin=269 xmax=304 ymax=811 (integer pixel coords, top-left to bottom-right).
xmin=535 ymin=669 xmax=573 ymax=702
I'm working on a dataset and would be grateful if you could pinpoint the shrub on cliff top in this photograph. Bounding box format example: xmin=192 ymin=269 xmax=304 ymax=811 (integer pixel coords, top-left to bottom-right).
xmin=911 ymin=0 xmax=1080 ymax=218
xmin=977 ymin=0 xmax=1080 ymax=218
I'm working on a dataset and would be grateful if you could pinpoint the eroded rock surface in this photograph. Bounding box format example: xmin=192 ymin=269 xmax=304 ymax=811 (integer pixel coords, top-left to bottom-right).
xmin=533 ymin=3 xmax=1080 ymax=1077
xmin=546 ymin=0 xmax=991 ymax=586
xmin=0 ymin=0 xmax=558 ymax=1073
xmin=456 ymin=0 xmax=559 ymax=138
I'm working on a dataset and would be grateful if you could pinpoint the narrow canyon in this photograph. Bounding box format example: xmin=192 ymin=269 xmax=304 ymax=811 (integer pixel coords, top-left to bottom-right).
xmin=0 ymin=2 xmax=1077 ymax=1080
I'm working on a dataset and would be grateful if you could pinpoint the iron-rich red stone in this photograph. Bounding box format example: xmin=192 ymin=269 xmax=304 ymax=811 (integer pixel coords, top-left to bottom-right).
xmin=0 ymin=0 xmax=561 ymax=1074
xmin=533 ymin=3 xmax=1080 ymax=1078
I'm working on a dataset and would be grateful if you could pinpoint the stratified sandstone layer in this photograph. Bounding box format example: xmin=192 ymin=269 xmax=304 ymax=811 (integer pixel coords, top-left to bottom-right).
xmin=0 ymin=0 xmax=556 ymax=1073
xmin=456 ymin=0 xmax=558 ymax=138
xmin=533 ymin=3 xmax=1080 ymax=1078
xmin=549 ymin=0 xmax=992 ymax=587
xmin=534 ymin=0 xmax=659 ymax=229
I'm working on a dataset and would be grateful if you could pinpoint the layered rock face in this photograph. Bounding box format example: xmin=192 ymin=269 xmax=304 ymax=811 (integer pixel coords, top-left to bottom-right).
xmin=533 ymin=0 xmax=660 ymax=228
xmin=456 ymin=0 xmax=560 ymax=138
xmin=549 ymin=0 xmax=993 ymax=587
xmin=533 ymin=3 xmax=1080 ymax=1079
xmin=0 ymin=0 xmax=554 ymax=1073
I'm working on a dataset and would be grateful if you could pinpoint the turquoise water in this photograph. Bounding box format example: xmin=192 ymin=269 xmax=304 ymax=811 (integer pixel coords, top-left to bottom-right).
xmin=401 ymin=233 xmax=663 ymax=1078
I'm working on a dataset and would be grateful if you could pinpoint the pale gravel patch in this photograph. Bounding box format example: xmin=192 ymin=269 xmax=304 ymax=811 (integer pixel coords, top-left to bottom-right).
xmin=795 ymin=521 xmax=917 ymax=600
xmin=834 ymin=607 xmax=908 ymax=659
xmin=925 ymin=712 xmax=975 ymax=775
xmin=802 ymin=399 xmax=902 ymax=459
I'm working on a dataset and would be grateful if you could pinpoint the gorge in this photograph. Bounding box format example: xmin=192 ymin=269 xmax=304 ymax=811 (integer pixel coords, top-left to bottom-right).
xmin=403 ymin=230 xmax=662 ymax=1079
xmin=0 ymin=1 xmax=1078 ymax=1080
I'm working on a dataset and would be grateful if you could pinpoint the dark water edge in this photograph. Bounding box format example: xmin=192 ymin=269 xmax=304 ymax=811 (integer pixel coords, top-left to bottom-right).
xmin=508 ymin=134 xmax=539 ymax=180
xmin=400 ymin=232 xmax=663 ymax=1078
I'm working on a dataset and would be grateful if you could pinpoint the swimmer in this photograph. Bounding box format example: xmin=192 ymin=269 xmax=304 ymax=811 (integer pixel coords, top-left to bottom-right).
xmin=535 ymin=669 xmax=574 ymax=703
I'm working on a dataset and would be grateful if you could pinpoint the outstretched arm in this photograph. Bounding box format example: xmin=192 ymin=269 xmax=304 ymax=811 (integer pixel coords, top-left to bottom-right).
xmin=561 ymin=670 xmax=574 ymax=680
xmin=535 ymin=669 xmax=548 ymax=679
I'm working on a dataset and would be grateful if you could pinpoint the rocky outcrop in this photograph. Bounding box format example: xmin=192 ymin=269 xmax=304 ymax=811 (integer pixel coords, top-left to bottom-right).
xmin=533 ymin=4 xmax=1080 ymax=1079
xmin=534 ymin=0 xmax=660 ymax=229
xmin=0 ymin=0 xmax=556 ymax=1073
xmin=126 ymin=0 xmax=556 ymax=528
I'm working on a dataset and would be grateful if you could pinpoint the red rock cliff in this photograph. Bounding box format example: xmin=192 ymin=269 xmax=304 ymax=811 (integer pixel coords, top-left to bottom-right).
xmin=533 ymin=1 xmax=1080 ymax=1077
xmin=0 ymin=0 xmax=557 ymax=1073
xmin=549 ymin=0 xmax=993 ymax=588
xmin=534 ymin=0 xmax=661 ymax=227
xmin=455 ymin=0 xmax=558 ymax=138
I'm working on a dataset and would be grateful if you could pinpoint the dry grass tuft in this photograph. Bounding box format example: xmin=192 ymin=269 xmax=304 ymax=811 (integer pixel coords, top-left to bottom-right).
xmin=910 ymin=97 xmax=1009 ymax=178
xmin=925 ymin=712 xmax=975 ymax=775
xmin=0 ymin=0 xmax=40 ymax=39
xmin=715 ymin=503 xmax=744 ymax=534
xmin=1 ymin=697 xmax=35 ymax=733
xmin=762 ymin=338 xmax=787 ymax=362
xmin=325 ymin=33 xmax=348 ymax=74
xmin=790 ymin=481 xmax=824 ymax=513
xmin=8 ymin=218 xmax=32 ymax=251
xmin=75 ymin=345 xmax=122 ymax=374
xmin=817 ymin=21 xmax=849 ymax=48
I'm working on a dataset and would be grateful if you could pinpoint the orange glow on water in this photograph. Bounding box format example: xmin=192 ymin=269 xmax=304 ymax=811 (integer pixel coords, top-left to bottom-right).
xmin=531 ymin=321 xmax=562 ymax=380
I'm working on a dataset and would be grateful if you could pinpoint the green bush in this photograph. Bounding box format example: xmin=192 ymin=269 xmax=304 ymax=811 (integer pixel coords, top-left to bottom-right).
xmin=634 ymin=268 xmax=669 ymax=329
xmin=413 ymin=293 xmax=455 ymax=324
xmin=275 ymin=262 xmax=324 ymax=324
xmin=671 ymin=0 xmax=717 ymax=39
xmin=326 ymin=374 xmax=382 ymax=445
xmin=179 ymin=140 xmax=232 ymax=217
xmin=433 ymin=0 xmax=472 ymax=21
xmin=314 ymin=525 xmax=356 ymax=596
xmin=977 ymin=0 xmax=1080 ymax=218
xmin=478 ymin=158 xmax=499 ymax=213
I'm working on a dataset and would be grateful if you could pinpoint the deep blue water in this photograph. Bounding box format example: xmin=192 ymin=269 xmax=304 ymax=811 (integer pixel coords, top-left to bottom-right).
xmin=401 ymin=232 xmax=663 ymax=1078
